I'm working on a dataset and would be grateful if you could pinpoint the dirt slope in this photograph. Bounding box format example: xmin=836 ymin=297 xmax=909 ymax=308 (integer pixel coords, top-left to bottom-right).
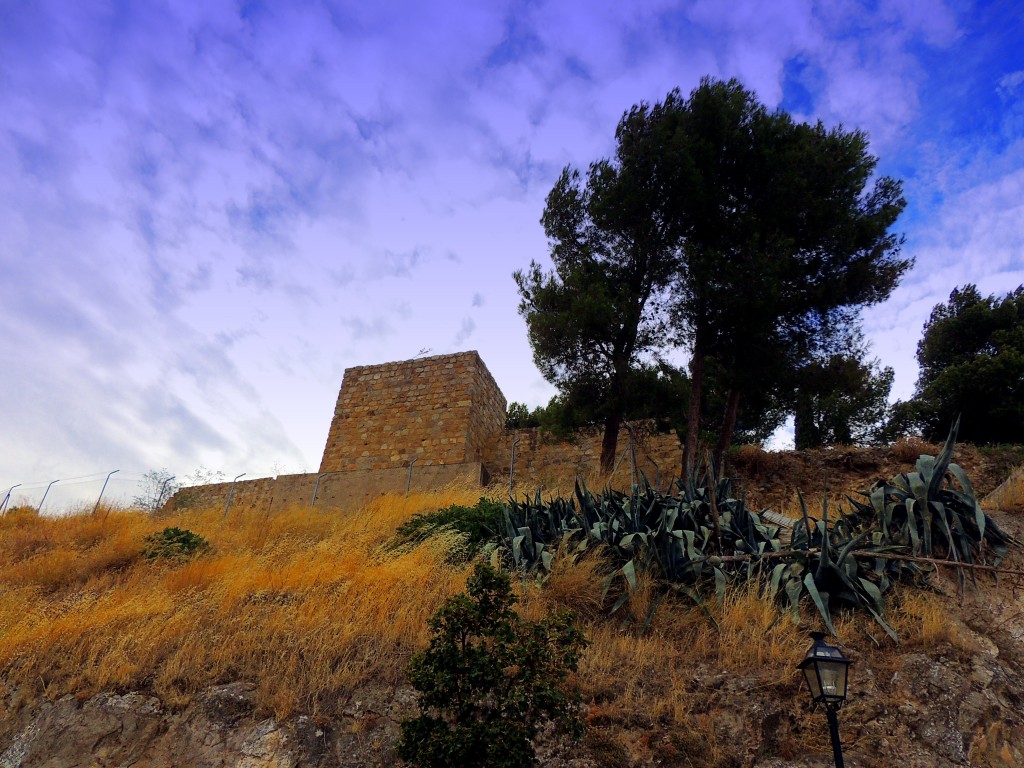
xmin=2 ymin=445 xmax=1024 ymax=768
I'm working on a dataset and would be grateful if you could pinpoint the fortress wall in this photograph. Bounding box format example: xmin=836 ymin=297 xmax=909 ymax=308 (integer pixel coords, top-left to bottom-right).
xmin=166 ymin=463 xmax=483 ymax=516
xmin=465 ymin=354 xmax=507 ymax=466
xmin=168 ymin=477 xmax=278 ymax=515
xmin=168 ymin=351 xmax=685 ymax=516
xmin=311 ymin=463 xmax=483 ymax=510
xmin=482 ymin=422 xmax=683 ymax=489
xmin=318 ymin=351 xmax=503 ymax=473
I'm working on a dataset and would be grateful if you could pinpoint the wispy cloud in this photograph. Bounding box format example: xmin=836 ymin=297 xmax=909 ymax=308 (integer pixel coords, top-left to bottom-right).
xmin=0 ymin=0 xmax=1018 ymax=484
xmin=453 ymin=317 xmax=477 ymax=346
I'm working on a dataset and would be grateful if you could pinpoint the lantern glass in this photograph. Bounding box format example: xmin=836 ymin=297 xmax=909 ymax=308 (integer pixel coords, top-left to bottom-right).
xmin=797 ymin=632 xmax=851 ymax=707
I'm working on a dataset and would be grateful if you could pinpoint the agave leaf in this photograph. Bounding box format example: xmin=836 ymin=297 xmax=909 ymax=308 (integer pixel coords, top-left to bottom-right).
xmin=856 ymin=577 xmax=886 ymax=613
xmin=713 ymin=567 xmax=727 ymax=603
xmin=816 ymin=499 xmax=830 ymax=583
xmin=541 ymin=549 xmax=553 ymax=572
xmin=931 ymin=501 xmax=959 ymax=561
xmin=919 ymin=496 xmax=934 ymax=556
xmin=904 ymin=498 xmax=921 ymax=556
xmin=784 ymin=574 xmax=803 ymax=624
xmin=908 ymin=472 xmax=928 ymax=508
xmin=769 ymin=563 xmax=787 ymax=600
xmin=621 ymin=559 xmax=638 ymax=591
xmin=512 ymin=534 xmax=525 ymax=565
xmin=948 ymin=463 xmax=985 ymax=544
xmin=929 ymin=417 xmax=960 ymax=501
xmin=863 ymin=601 xmax=900 ymax=642
xmin=836 ymin=532 xmax=869 ymax=569
xmin=609 ymin=592 xmax=630 ymax=614
xmin=803 ymin=573 xmax=838 ymax=636
xmin=916 ymin=454 xmax=936 ymax=479
xmin=890 ymin=474 xmax=912 ymax=495
xmin=641 ymin=592 xmax=667 ymax=634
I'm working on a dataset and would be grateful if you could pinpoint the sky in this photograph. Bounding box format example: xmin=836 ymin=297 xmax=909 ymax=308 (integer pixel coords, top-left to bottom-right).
xmin=1 ymin=0 xmax=1023 ymax=510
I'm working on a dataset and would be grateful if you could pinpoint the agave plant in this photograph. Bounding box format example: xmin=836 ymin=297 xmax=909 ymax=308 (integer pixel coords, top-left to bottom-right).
xmin=494 ymin=421 xmax=1014 ymax=640
xmin=848 ymin=418 xmax=1012 ymax=577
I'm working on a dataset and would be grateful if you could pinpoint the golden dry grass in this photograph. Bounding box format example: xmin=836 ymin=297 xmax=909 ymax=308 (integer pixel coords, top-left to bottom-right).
xmin=0 ymin=487 xmax=480 ymax=718
xmin=0 ymin=486 xmax=962 ymax=744
xmin=985 ymin=465 xmax=1024 ymax=513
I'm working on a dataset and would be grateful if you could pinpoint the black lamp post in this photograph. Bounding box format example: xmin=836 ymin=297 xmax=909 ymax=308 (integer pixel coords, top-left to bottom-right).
xmin=797 ymin=631 xmax=851 ymax=768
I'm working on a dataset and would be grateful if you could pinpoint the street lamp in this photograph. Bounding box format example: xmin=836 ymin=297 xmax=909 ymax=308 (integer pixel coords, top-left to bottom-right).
xmin=797 ymin=631 xmax=852 ymax=768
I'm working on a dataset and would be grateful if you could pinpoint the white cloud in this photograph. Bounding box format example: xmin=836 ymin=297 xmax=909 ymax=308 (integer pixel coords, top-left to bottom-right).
xmin=0 ymin=0 xmax=1013 ymax=494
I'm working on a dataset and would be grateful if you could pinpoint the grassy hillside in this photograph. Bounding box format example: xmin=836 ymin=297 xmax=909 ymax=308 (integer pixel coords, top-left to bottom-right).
xmin=4 ymin=475 xmax=1006 ymax=766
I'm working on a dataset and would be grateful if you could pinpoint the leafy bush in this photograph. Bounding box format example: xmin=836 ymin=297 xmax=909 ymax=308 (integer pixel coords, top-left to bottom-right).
xmin=142 ymin=527 xmax=210 ymax=561
xmin=398 ymin=562 xmax=586 ymax=768
xmin=496 ymin=421 xmax=1014 ymax=639
xmin=393 ymin=497 xmax=505 ymax=560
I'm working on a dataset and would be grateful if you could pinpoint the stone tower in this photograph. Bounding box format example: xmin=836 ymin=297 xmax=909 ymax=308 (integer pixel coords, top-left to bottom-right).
xmin=318 ymin=351 xmax=507 ymax=473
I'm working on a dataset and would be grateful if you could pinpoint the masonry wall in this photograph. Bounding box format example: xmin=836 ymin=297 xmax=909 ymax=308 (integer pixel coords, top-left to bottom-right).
xmin=168 ymin=351 xmax=686 ymax=517
xmin=167 ymin=463 xmax=484 ymax=516
xmin=318 ymin=351 xmax=506 ymax=473
xmin=481 ymin=422 xmax=683 ymax=491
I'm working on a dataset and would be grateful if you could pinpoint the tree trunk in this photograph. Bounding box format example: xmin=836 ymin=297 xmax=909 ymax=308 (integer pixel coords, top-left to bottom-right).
xmin=600 ymin=412 xmax=621 ymax=475
xmin=793 ymin=395 xmax=819 ymax=450
xmin=684 ymin=342 xmax=705 ymax=475
xmin=712 ymin=388 xmax=741 ymax=474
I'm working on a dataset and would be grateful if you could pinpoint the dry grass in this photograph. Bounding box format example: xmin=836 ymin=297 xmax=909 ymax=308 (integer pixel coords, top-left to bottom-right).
xmin=0 ymin=486 xmax=982 ymax=765
xmin=0 ymin=487 xmax=480 ymax=717
xmin=985 ymin=465 xmax=1024 ymax=513
xmin=889 ymin=436 xmax=941 ymax=465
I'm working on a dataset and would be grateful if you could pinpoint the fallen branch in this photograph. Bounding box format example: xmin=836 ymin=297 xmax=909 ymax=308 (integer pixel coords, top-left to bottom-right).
xmin=698 ymin=548 xmax=1024 ymax=577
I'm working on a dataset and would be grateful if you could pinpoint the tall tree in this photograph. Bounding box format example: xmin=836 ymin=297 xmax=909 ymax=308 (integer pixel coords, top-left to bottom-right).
xmin=792 ymin=332 xmax=894 ymax=449
xmin=515 ymin=114 xmax=681 ymax=472
xmin=626 ymin=79 xmax=908 ymax=469
xmin=892 ymin=284 xmax=1024 ymax=443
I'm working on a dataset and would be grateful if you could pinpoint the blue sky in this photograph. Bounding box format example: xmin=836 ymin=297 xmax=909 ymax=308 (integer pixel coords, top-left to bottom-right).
xmin=1 ymin=0 xmax=1022 ymax=509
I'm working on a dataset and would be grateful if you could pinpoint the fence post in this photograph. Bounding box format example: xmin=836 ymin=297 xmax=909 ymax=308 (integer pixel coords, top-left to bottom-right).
xmin=1 ymin=484 xmax=21 ymax=516
xmin=311 ymin=471 xmax=343 ymax=510
xmin=95 ymin=470 xmax=120 ymax=518
xmin=38 ymin=479 xmax=60 ymax=515
xmin=509 ymin=436 xmax=522 ymax=495
xmin=155 ymin=476 xmax=175 ymax=513
xmin=406 ymin=457 xmax=419 ymax=495
xmin=223 ymin=473 xmax=246 ymax=519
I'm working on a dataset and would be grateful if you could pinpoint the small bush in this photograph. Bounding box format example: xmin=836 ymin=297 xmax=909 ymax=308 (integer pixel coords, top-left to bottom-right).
xmin=398 ymin=562 xmax=587 ymax=768
xmin=141 ymin=527 xmax=210 ymax=561
xmin=392 ymin=497 xmax=505 ymax=559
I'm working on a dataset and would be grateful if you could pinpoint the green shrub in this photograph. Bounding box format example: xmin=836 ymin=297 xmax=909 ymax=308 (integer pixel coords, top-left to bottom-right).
xmin=398 ymin=562 xmax=587 ymax=768
xmin=392 ymin=497 xmax=506 ymax=560
xmin=142 ymin=527 xmax=210 ymax=561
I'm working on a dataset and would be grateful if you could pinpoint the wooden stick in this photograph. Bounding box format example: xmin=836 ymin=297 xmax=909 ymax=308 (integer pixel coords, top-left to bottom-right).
xmin=697 ymin=548 xmax=1024 ymax=577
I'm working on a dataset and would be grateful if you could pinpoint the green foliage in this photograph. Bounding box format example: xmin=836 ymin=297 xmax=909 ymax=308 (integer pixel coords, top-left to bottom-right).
xmin=393 ymin=498 xmax=506 ymax=561
xmin=515 ymin=101 xmax=683 ymax=471
xmin=142 ymin=527 xmax=210 ymax=561
xmin=506 ymin=402 xmax=544 ymax=430
xmin=398 ymin=563 xmax=587 ymax=768
xmin=495 ymin=423 xmax=1011 ymax=639
xmin=793 ymin=350 xmax=894 ymax=449
xmin=893 ymin=284 xmax=1024 ymax=443
xmin=616 ymin=79 xmax=909 ymax=466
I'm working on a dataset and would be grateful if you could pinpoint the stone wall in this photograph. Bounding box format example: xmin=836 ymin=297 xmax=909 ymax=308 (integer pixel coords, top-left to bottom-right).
xmin=167 ymin=463 xmax=484 ymax=516
xmin=318 ymin=351 xmax=505 ymax=473
xmin=168 ymin=351 xmax=688 ymax=515
xmin=481 ymin=422 xmax=682 ymax=491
